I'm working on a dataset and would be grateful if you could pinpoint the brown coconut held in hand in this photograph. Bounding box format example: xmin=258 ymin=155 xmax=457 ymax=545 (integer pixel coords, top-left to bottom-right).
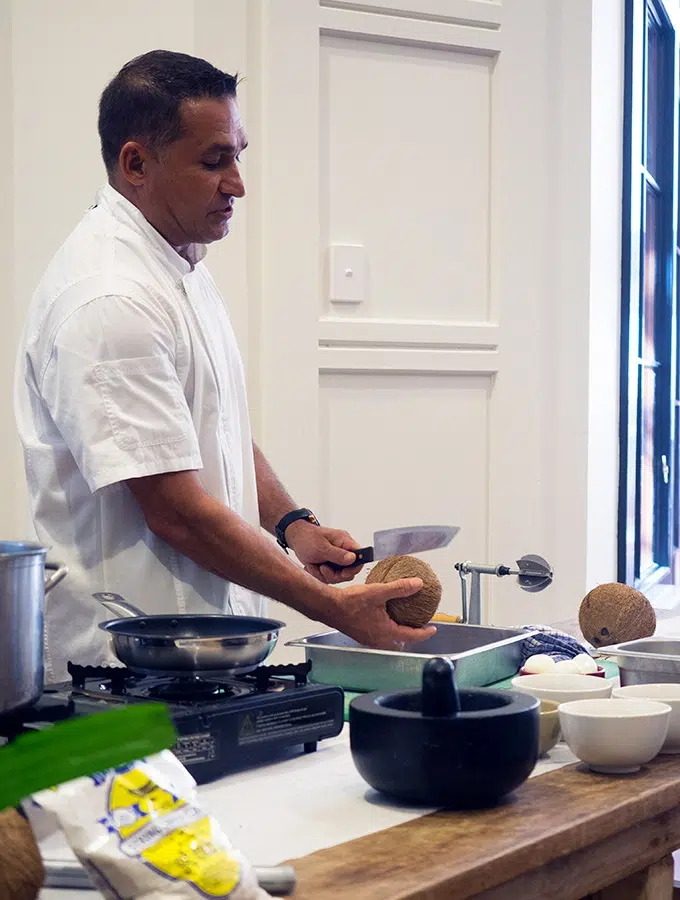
xmin=578 ymin=582 xmax=656 ymax=648
xmin=367 ymin=555 xmax=442 ymax=627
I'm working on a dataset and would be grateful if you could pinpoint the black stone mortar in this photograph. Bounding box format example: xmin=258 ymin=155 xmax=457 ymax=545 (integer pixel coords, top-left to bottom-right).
xmin=349 ymin=657 xmax=540 ymax=808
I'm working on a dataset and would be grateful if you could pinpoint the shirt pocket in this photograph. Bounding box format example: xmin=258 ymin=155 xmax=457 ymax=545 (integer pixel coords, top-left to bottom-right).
xmin=94 ymin=356 xmax=189 ymax=451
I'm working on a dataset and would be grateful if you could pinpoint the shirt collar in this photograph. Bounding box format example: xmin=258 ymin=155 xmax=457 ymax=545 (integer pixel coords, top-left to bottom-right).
xmin=94 ymin=183 xmax=208 ymax=275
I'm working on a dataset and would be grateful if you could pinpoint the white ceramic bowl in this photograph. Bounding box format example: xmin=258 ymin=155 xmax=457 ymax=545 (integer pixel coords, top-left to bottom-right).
xmin=510 ymin=673 xmax=613 ymax=705
xmin=558 ymin=698 xmax=671 ymax=774
xmin=613 ymin=683 xmax=680 ymax=754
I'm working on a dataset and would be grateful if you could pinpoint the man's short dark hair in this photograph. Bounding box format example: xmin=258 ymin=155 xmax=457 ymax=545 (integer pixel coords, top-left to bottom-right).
xmin=98 ymin=49 xmax=238 ymax=176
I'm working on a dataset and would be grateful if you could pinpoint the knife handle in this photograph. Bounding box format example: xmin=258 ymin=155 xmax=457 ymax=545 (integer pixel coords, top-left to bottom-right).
xmin=326 ymin=546 xmax=374 ymax=572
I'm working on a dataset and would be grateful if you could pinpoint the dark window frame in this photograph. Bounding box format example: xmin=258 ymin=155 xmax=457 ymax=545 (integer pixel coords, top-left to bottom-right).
xmin=618 ymin=0 xmax=679 ymax=590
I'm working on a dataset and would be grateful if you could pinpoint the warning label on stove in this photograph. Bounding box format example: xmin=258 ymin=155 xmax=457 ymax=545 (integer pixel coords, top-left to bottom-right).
xmin=237 ymin=699 xmax=336 ymax=746
xmin=174 ymin=731 xmax=217 ymax=764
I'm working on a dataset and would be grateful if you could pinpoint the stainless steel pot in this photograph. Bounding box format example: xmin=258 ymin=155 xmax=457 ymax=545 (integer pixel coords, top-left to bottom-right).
xmin=93 ymin=592 xmax=285 ymax=675
xmin=0 ymin=542 xmax=68 ymax=716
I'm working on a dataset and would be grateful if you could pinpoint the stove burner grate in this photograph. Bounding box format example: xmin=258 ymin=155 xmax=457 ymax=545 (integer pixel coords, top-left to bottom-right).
xmin=143 ymin=678 xmax=251 ymax=703
xmin=1 ymin=659 xmax=342 ymax=783
xmin=67 ymin=663 xmax=132 ymax=693
xmin=66 ymin=659 xmax=314 ymax=699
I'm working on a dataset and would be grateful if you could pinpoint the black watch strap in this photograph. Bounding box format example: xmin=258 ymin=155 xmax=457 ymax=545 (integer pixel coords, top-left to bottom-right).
xmin=275 ymin=508 xmax=320 ymax=552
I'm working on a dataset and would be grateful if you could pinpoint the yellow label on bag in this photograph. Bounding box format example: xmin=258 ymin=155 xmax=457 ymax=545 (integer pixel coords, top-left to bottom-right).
xmin=105 ymin=767 xmax=241 ymax=896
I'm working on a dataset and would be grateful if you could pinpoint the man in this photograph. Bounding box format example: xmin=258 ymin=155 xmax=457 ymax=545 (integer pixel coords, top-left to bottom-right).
xmin=14 ymin=50 xmax=434 ymax=684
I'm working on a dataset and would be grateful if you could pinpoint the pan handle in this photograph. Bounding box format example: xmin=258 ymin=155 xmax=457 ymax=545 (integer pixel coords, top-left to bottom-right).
xmin=92 ymin=591 xmax=146 ymax=619
xmin=44 ymin=561 xmax=68 ymax=593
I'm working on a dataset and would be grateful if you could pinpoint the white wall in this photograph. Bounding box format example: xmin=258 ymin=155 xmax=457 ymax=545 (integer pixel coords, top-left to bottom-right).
xmin=0 ymin=0 xmax=624 ymax=654
xmin=518 ymin=0 xmax=623 ymax=624
xmin=0 ymin=0 xmax=21 ymax=539
xmin=587 ymin=0 xmax=624 ymax=592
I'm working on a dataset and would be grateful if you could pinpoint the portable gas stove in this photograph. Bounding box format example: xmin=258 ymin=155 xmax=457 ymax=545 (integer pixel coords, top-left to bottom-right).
xmin=0 ymin=661 xmax=344 ymax=784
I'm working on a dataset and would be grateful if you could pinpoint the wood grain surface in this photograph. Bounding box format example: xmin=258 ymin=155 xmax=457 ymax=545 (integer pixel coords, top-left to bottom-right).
xmin=589 ymin=855 xmax=674 ymax=899
xmin=287 ymin=756 xmax=680 ymax=900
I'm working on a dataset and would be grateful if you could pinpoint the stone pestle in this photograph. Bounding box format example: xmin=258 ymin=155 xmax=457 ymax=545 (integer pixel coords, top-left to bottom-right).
xmin=421 ymin=657 xmax=462 ymax=717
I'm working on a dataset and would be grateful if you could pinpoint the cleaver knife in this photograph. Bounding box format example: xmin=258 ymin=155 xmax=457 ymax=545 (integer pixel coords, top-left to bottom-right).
xmin=328 ymin=525 xmax=459 ymax=571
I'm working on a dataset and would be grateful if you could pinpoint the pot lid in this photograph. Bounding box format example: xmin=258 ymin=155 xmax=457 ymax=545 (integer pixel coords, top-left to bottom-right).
xmin=0 ymin=541 xmax=48 ymax=559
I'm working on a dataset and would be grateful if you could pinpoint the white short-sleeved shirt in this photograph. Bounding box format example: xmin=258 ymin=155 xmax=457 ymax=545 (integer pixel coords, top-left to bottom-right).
xmin=14 ymin=184 xmax=264 ymax=684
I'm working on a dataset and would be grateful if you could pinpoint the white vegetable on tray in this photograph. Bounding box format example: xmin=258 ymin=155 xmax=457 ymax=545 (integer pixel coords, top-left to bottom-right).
xmin=523 ymin=653 xmax=598 ymax=675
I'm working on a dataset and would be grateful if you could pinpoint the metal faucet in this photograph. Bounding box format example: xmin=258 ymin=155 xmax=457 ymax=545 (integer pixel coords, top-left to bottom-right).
xmin=455 ymin=555 xmax=553 ymax=625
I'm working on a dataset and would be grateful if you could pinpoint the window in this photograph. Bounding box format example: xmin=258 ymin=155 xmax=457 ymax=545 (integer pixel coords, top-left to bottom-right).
xmin=619 ymin=0 xmax=678 ymax=590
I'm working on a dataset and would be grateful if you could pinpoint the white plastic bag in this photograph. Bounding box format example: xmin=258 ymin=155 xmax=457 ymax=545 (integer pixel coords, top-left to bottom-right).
xmin=31 ymin=750 xmax=269 ymax=900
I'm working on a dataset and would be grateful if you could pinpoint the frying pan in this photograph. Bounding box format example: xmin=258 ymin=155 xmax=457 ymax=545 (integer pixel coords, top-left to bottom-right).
xmin=93 ymin=592 xmax=285 ymax=676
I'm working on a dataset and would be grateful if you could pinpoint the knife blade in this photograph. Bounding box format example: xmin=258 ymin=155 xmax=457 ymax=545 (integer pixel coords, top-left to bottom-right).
xmin=327 ymin=525 xmax=459 ymax=571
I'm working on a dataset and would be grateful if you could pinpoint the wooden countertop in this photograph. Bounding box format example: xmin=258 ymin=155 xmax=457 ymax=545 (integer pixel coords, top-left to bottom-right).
xmin=287 ymin=755 xmax=680 ymax=900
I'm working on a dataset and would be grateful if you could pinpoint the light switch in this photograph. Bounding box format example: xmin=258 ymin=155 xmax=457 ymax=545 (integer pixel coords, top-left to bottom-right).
xmin=328 ymin=244 xmax=367 ymax=304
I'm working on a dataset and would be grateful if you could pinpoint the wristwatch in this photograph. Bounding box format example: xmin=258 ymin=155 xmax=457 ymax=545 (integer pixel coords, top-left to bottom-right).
xmin=275 ymin=508 xmax=320 ymax=552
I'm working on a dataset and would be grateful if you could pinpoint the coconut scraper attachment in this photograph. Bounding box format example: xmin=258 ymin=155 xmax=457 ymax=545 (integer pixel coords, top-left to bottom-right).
xmin=515 ymin=554 xmax=554 ymax=592
xmin=455 ymin=554 xmax=553 ymax=624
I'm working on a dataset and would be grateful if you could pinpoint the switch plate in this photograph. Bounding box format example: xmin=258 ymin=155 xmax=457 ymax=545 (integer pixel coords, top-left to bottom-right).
xmin=328 ymin=244 xmax=367 ymax=304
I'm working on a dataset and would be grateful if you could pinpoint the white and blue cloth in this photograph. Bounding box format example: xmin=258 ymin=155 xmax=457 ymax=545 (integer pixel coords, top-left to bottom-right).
xmin=520 ymin=625 xmax=589 ymax=664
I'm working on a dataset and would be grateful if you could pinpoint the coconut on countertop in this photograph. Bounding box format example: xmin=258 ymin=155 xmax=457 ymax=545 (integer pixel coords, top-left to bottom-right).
xmin=578 ymin=583 xmax=656 ymax=648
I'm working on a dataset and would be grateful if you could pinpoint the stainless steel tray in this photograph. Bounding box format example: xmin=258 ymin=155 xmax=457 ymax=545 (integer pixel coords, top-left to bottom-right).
xmin=286 ymin=623 xmax=536 ymax=692
xmin=602 ymin=637 xmax=680 ymax=686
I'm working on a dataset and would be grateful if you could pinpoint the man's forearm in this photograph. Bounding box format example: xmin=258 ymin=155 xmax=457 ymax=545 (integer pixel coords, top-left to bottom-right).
xmin=253 ymin=442 xmax=299 ymax=534
xmin=126 ymin=470 xmax=432 ymax=652
xmin=128 ymin=471 xmax=334 ymax=622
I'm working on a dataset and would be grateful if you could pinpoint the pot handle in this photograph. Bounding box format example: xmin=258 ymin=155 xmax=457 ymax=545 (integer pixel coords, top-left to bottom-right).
xmin=44 ymin=561 xmax=68 ymax=593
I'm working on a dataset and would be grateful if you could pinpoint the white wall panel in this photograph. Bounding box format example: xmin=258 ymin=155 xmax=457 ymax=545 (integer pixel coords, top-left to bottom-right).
xmin=318 ymin=372 xmax=491 ymax=617
xmin=11 ymin=1 xmax=196 ymax=331
xmin=319 ymin=0 xmax=504 ymax=30
xmin=0 ymin=0 xmax=21 ymax=537
xmin=320 ymin=35 xmax=492 ymax=321
xmin=319 ymin=7 xmax=503 ymax=53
